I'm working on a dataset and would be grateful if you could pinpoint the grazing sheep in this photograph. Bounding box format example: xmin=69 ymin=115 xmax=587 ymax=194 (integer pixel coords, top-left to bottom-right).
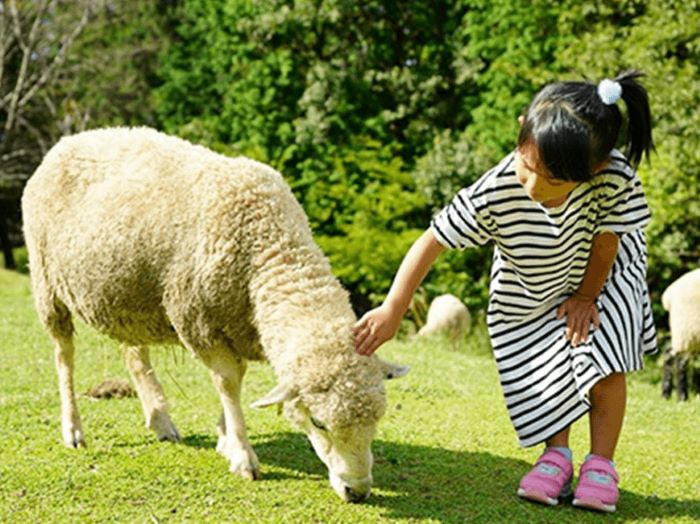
xmin=417 ymin=294 xmax=471 ymax=340
xmin=661 ymin=268 xmax=700 ymax=400
xmin=22 ymin=127 xmax=408 ymax=502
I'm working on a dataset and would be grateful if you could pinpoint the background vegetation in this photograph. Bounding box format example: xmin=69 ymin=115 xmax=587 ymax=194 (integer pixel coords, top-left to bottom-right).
xmin=1 ymin=0 xmax=698 ymax=319
xmin=1 ymin=268 xmax=699 ymax=523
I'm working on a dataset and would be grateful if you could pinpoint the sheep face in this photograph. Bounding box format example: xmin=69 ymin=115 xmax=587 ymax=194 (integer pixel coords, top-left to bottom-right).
xmin=252 ymin=359 xmax=408 ymax=502
xmin=299 ymin=405 xmax=376 ymax=503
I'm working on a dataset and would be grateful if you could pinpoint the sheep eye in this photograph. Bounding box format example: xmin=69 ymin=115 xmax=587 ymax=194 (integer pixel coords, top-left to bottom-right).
xmin=310 ymin=416 xmax=327 ymax=431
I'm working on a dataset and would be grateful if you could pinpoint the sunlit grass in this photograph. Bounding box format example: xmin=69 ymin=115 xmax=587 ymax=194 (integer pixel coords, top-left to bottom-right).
xmin=1 ymin=268 xmax=698 ymax=523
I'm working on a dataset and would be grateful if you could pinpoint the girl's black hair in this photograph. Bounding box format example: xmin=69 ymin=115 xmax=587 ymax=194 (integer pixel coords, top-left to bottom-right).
xmin=517 ymin=70 xmax=653 ymax=182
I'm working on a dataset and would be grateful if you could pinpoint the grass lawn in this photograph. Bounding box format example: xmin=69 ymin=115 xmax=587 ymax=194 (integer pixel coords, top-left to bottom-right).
xmin=1 ymin=268 xmax=699 ymax=523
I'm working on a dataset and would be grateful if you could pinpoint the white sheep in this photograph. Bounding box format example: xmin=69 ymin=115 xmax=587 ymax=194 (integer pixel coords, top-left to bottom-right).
xmin=21 ymin=126 xmax=408 ymax=502
xmin=662 ymin=268 xmax=700 ymax=356
xmin=661 ymin=268 xmax=700 ymax=399
xmin=417 ymin=294 xmax=471 ymax=340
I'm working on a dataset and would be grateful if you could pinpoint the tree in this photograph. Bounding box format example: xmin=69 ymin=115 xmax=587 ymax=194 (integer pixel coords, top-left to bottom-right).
xmin=0 ymin=0 xmax=91 ymax=268
xmin=0 ymin=0 xmax=93 ymax=186
xmin=0 ymin=0 xmax=177 ymax=270
xmin=54 ymin=0 xmax=179 ymax=131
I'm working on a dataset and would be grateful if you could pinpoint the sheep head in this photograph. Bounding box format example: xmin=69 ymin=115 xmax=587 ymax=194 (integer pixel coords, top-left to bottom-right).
xmin=251 ymin=356 xmax=408 ymax=502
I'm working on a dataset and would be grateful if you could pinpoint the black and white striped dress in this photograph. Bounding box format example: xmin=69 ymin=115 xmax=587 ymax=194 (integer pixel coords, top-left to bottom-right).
xmin=431 ymin=150 xmax=658 ymax=447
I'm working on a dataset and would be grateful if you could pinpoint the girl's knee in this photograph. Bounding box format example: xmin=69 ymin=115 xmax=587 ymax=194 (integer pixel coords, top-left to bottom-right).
xmin=590 ymin=373 xmax=626 ymax=401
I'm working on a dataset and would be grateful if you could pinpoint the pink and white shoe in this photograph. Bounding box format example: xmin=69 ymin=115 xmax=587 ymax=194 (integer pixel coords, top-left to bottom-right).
xmin=517 ymin=448 xmax=573 ymax=506
xmin=572 ymin=455 xmax=620 ymax=513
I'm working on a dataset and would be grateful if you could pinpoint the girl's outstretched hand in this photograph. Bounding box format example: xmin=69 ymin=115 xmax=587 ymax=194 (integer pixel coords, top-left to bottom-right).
xmin=556 ymin=295 xmax=600 ymax=346
xmin=353 ymin=304 xmax=402 ymax=356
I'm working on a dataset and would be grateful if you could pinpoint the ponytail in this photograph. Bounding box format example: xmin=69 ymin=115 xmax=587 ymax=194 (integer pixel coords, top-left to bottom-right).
xmin=615 ymin=70 xmax=654 ymax=167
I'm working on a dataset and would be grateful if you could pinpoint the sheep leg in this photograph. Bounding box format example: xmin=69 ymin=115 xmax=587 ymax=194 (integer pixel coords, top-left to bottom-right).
xmin=692 ymin=360 xmax=700 ymax=395
xmin=123 ymin=345 xmax=180 ymax=442
xmin=661 ymin=351 xmax=674 ymax=399
xmin=676 ymin=355 xmax=689 ymax=401
xmin=54 ymin=335 xmax=85 ymax=448
xmin=215 ymin=411 xmax=227 ymax=455
xmin=32 ymin=283 xmax=83 ymax=447
xmin=202 ymin=352 xmax=259 ymax=480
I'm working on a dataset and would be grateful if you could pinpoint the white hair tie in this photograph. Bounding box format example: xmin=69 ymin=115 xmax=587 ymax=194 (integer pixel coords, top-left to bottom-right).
xmin=597 ymin=79 xmax=622 ymax=105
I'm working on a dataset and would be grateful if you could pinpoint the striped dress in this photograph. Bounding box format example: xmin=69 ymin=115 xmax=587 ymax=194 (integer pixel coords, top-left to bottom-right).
xmin=431 ymin=150 xmax=658 ymax=447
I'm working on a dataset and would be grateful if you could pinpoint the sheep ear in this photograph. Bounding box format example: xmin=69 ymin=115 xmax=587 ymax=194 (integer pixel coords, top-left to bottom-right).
xmin=250 ymin=383 xmax=296 ymax=409
xmin=376 ymin=358 xmax=410 ymax=380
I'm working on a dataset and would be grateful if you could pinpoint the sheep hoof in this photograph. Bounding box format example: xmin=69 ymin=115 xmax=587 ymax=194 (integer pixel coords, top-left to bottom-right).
xmin=224 ymin=446 xmax=260 ymax=480
xmin=149 ymin=412 xmax=181 ymax=443
xmin=62 ymin=428 xmax=86 ymax=449
xmin=157 ymin=427 xmax=181 ymax=443
xmin=231 ymin=463 xmax=260 ymax=481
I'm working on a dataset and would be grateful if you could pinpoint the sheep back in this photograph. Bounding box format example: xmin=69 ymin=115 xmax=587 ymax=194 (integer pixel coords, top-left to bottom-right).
xmin=22 ymin=127 xmax=316 ymax=360
xmin=661 ymin=268 xmax=700 ymax=355
xmin=417 ymin=294 xmax=471 ymax=338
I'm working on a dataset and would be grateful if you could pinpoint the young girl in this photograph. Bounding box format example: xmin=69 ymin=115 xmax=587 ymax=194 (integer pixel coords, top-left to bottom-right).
xmin=353 ymin=71 xmax=657 ymax=513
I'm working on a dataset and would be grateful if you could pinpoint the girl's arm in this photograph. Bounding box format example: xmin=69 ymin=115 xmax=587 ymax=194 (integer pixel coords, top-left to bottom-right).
xmin=575 ymin=231 xmax=620 ymax=301
xmin=557 ymin=231 xmax=619 ymax=346
xmin=354 ymin=228 xmax=445 ymax=355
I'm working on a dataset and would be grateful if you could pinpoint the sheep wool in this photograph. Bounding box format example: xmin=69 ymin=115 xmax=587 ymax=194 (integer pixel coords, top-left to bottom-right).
xmin=417 ymin=293 xmax=471 ymax=339
xmin=662 ymin=268 xmax=700 ymax=356
xmin=22 ymin=126 xmax=406 ymax=502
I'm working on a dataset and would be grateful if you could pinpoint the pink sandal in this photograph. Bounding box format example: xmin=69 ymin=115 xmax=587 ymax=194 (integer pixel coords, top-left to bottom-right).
xmin=517 ymin=448 xmax=573 ymax=506
xmin=572 ymin=455 xmax=620 ymax=513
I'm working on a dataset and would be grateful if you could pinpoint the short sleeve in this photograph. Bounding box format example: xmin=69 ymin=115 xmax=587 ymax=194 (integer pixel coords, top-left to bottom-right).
xmin=595 ymin=172 xmax=651 ymax=235
xmin=431 ymin=186 xmax=493 ymax=249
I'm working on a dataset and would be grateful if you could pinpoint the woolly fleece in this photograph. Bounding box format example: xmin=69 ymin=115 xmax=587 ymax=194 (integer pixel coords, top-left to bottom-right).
xmin=417 ymin=293 xmax=471 ymax=339
xmin=22 ymin=126 xmax=389 ymax=430
xmin=662 ymin=268 xmax=700 ymax=356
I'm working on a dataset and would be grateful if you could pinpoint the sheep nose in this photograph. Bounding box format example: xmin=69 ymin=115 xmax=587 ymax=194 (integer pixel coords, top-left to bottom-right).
xmin=345 ymin=485 xmax=370 ymax=503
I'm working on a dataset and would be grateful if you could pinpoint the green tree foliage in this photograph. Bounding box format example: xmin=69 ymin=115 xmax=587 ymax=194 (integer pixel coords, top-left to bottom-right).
xmin=55 ymin=0 xmax=176 ymax=131
xmin=454 ymin=0 xmax=568 ymax=154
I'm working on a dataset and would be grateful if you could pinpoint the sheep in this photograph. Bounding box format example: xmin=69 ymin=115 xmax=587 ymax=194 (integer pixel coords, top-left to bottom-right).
xmin=21 ymin=126 xmax=409 ymax=502
xmin=417 ymin=294 xmax=471 ymax=341
xmin=661 ymin=268 xmax=700 ymax=400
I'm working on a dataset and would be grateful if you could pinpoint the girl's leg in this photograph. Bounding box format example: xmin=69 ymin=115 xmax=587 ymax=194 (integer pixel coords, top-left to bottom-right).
xmin=588 ymin=372 xmax=626 ymax=459
xmin=573 ymin=373 xmax=625 ymax=513
xmin=545 ymin=425 xmax=571 ymax=448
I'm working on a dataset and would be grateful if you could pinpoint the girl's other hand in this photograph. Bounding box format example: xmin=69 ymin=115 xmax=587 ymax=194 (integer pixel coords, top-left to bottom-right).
xmin=353 ymin=304 xmax=402 ymax=356
xmin=556 ymin=295 xmax=601 ymax=346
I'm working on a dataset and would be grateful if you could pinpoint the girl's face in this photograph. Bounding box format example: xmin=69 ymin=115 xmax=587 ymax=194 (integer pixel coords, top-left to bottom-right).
xmin=515 ymin=144 xmax=578 ymax=206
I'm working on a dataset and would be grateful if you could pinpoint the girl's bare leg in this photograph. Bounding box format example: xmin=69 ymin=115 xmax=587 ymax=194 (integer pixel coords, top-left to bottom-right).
xmin=588 ymin=372 xmax=626 ymax=460
xmin=545 ymin=425 xmax=571 ymax=448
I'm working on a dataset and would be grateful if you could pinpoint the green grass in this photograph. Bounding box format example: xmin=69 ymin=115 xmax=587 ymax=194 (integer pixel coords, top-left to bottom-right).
xmin=1 ymin=268 xmax=699 ymax=523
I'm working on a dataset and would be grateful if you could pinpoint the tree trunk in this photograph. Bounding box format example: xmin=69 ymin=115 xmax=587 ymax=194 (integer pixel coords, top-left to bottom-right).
xmin=0 ymin=212 xmax=16 ymax=270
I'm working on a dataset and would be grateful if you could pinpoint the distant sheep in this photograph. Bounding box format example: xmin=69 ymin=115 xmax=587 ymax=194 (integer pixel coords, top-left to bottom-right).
xmin=417 ymin=294 xmax=471 ymax=340
xmin=22 ymin=127 xmax=408 ymax=502
xmin=661 ymin=268 xmax=700 ymax=400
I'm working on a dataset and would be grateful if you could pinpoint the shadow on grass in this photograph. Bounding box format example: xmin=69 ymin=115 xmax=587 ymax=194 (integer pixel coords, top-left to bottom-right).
xmin=233 ymin=432 xmax=700 ymax=523
xmin=181 ymin=433 xmax=217 ymax=449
